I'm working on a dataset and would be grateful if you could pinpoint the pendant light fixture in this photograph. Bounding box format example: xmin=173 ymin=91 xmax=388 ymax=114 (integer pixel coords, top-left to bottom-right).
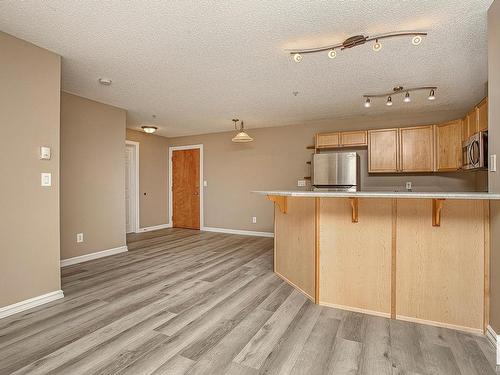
xmin=286 ymin=31 xmax=427 ymax=62
xmin=363 ymin=85 xmax=437 ymax=108
xmin=231 ymin=119 xmax=253 ymax=143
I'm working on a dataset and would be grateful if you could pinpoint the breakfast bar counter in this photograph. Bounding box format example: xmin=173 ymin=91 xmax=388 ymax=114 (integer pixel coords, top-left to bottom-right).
xmin=254 ymin=190 xmax=500 ymax=334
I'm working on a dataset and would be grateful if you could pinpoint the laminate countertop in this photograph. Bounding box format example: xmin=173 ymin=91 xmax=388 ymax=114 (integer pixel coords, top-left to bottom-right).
xmin=253 ymin=190 xmax=500 ymax=200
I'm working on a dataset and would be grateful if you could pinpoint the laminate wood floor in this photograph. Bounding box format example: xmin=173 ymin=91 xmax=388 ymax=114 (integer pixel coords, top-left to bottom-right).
xmin=0 ymin=228 xmax=497 ymax=374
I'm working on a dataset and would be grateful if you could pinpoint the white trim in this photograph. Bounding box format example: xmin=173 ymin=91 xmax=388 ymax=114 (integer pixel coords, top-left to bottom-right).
xmin=60 ymin=246 xmax=128 ymax=267
xmin=0 ymin=290 xmax=64 ymax=319
xmin=138 ymin=223 xmax=172 ymax=232
xmin=125 ymin=140 xmax=140 ymax=233
xmin=486 ymin=325 xmax=500 ymax=365
xmin=202 ymin=226 xmax=274 ymax=238
xmin=168 ymin=144 xmax=204 ymax=229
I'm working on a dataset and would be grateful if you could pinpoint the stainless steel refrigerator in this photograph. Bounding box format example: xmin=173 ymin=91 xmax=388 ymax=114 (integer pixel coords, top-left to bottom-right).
xmin=312 ymin=152 xmax=360 ymax=191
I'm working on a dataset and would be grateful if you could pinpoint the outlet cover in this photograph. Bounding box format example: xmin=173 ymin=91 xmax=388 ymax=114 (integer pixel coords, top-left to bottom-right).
xmin=490 ymin=154 xmax=497 ymax=172
xmin=41 ymin=173 xmax=51 ymax=187
xmin=76 ymin=233 xmax=84 ymax=243
xmin=405 ymin=182 xmax=412 ymax=191
xmin=252 ymin=216 xmax=257 ymax=224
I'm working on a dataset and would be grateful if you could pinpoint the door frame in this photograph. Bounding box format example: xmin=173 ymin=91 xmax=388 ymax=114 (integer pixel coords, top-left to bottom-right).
xmin=125 ymin=140 xmax=140 ymax=233
xmin=168 ymin=144 xmax=204 ymax=229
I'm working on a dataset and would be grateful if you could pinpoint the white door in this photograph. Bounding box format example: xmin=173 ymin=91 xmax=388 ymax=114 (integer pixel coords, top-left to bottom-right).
xmin=125 ymin=144 xmax=137 ymax=233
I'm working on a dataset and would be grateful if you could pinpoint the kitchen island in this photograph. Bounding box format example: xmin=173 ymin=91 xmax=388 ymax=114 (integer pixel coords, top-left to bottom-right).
xmin=254 ymin=190 xmax=500 ymax=334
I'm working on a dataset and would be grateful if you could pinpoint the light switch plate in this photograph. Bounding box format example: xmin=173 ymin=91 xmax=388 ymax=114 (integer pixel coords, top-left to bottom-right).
xmin=41 ymin=173 xmax=51 ymax=187
xmin=76 ymin=233 xmax=84 ymax=243
xmin=297 ymin=180 xmax=306 ymax=187
xmin=40 ymin=146 xmax=51 ymax=160
xmin=252 ymin=216 xmax=257 ymax=224
xmin=203 ymin=180 xmax=208 ymax=187
xmin=490 ymin=154 xmax=497 ymax=172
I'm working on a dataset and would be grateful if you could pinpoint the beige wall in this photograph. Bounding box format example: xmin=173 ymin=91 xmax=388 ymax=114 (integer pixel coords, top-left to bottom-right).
xmin=168 ymin=110 xmax=481 ymax=233
xmin=0 ymin=32 xmax=61 ymax=307
xmin=488 ymin=0 xmax=500 ymax=333
xmin=126 ymin=129 xmax=170 ymax=228
xmin=60 ymin=92 xmax=127 ymax=260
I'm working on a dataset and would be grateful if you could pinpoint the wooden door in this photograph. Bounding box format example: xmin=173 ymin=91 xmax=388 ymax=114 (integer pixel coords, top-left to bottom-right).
xmin=340 ymin=130 xmax=367 ymax=147
xmin=477 ymin=97 xmax=488 ymax=131
xmin=368 ymin=128 xmax=399 ymax=173
xmin=399 ymin=125 xmax=434 ymax=172
xmin=435 ymin=120 xmax=462 ymax=171
xmin=172 ymin=149 xmax=200 ymax=229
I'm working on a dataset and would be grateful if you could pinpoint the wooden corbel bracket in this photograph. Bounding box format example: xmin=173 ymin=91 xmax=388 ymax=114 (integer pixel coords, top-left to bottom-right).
xmin=432 ymin=199 xmax=445 ymax=227
xmin=349 ymin=197 xmax=359 ymax=223
xmin=267 ymin=195 xmax=288 ymax=214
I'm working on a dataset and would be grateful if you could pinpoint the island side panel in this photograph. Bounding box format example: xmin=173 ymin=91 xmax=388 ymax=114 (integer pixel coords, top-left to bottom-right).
xmin=319 ymin=198 xmax=392 ymax=316
xmin=396 ymin=199 xmax=485 ymax=333
xmin=274 ymin=197 xmax=316 ymax=300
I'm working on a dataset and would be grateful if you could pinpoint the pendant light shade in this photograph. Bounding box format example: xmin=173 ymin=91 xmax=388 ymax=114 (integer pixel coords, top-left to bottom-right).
xmin=231 ymin=119 xmax=253 ymax=143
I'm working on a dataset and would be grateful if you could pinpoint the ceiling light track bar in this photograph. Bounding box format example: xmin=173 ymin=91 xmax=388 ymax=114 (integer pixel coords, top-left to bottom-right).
xmin=363 ymin=86 xmax=437 ymax=99
xmin=285 ymin=31 xmax=427 ymax=55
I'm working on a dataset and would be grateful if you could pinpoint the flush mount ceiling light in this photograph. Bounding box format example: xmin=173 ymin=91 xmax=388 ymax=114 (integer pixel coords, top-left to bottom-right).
xmin=141 ymin=115 xmax=158 ymax=134
xmin=286 ymin=31 xmax=427 ymax=62
xmin=98 ymin=78 xmax=112 ymax=86
xmin=231 ymin=119 xmax=253 ymax=143
xmin=363 ymin=85 xmax=437 ymax=108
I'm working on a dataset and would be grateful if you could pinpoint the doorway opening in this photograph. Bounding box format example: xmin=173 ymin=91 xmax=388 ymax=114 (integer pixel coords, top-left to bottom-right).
xmin=168 ymin=144 xmax=204 ymax=230
xmin=125 ymin=141 xmax=140 ymax=233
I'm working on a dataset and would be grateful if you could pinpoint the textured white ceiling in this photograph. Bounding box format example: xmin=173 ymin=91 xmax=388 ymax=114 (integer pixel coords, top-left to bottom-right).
xmin=0 ymin=0 xmax=492 ymax=137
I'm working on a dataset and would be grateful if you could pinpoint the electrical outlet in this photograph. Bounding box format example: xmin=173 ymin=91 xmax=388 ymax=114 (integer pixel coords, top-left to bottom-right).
xmin=76 ymin=233 xmax=84 ymax=243
xmin=297 ymin=180 xmax=306 ymax=187
xmin=41 ymin=173 xmax=51 ymax=187
xmin=203 ymin=180 xmax=208 ymax=187
xmin=405 ymin=182 xmax=412 ymax=191
xmin=252 ymin=216 xmax=257 ymax=224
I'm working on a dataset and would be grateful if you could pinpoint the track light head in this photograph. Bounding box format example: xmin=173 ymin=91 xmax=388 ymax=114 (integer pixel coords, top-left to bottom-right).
xmin=373 ymin=39 xmax=382 ymax=52
xmin=293 ymin=53 xmax=303 ymax=63
xmin=386 ymin=96 xmax=393 ymax=106
xmin=428 ymin=89 xmax=436 ymax=100
xmin=364 ymin=98 xmax=371 ymax=108
xmin=404 ymin=92 xmax=411 ymax=103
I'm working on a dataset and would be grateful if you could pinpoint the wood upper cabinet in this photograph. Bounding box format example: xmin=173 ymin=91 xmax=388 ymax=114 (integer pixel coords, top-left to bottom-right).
xmin=368 ymin=128 xmax=399 ymax=173
xmin=316 ymin=130 xmax=367 ymax=148
xmin=465 ymin=107 xmax=479 ymax=138
xmin=435 ymin=120 xmax=462 ymax=171
xmin=477 ymin=97 xmax=488 ymax=131
xmin=340 ymin=130 xmax=368 ymax=147
xmin=316 ymin=132 xmax=340 ymax=148
xmin=399 ymin=125 xmax=434 ymax=172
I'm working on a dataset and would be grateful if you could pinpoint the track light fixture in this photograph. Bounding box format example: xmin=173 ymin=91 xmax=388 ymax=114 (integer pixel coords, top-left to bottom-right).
xmin=428 ymin=89 xmax=436 ymax=100
xmin=363 ymin=85 xmax=437 ymax=108
xmin=286 ymin=31 xmax=427 ymax=62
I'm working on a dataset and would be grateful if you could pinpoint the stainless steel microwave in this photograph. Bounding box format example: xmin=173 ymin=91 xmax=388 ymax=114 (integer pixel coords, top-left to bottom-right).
xmin=462 ymin=131 xmax=488 ymax=170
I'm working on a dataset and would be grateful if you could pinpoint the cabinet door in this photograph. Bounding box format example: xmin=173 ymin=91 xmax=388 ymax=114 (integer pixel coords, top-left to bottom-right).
xmin=368 ymin=129 xmax=399 ymax=173
xmin=316 ymin=132 xmax=340 ymax=148
xmin=435 ymin=120 xmax=462 ymax=171
xmin=399 ymin=125 xmax=434 ymax=172
xmin=477 ymin=97 xmax=488 ymax=131
xmin=466 ymin=108 xmax=478 ymax=137
xmin=340 ymin=130 xmax=367 ymax=147
xmin=461 ymin=117 xmax=468 ymax=142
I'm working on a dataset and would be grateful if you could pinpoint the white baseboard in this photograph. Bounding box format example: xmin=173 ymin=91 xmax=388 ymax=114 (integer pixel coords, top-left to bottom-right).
xmin=202 ymin=226 xmax=274 ymax=238
xmin=137 ymin=223 xmax=172 ymax=233
xmin=0 ymin=290 xmax=64 ymax=319
xmin=486 ymin=325 xmax=499 ymax=365
xmin=60 ymin=245 xmax=128 ymax=267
